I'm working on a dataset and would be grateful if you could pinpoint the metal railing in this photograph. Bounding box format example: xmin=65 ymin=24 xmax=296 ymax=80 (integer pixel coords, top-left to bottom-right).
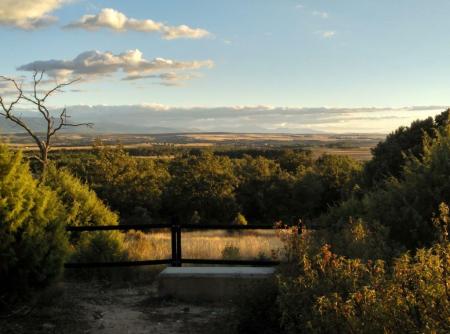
xmin=64 ymin=223 xmax=293 ymax=269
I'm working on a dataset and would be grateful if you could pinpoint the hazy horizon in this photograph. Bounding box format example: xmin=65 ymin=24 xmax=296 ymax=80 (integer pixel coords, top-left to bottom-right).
xmin=0 ymin=104 xmax=446 ymax=134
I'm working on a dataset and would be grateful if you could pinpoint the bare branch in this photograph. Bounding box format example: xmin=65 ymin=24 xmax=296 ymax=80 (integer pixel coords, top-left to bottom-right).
xmin=42 ymin=77 xmax=80 ymax=102
xmin=48 ymin=107 xmax=93 ymax=137
xmin=0 ymin=76 xmax=23 ymax=113
xmin=0 ymin=72 xmax=91 ymax=167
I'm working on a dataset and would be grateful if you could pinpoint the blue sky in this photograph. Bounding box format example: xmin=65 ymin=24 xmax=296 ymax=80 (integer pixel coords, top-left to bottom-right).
xmin=0 ymin=0 xmax=449 ymax=133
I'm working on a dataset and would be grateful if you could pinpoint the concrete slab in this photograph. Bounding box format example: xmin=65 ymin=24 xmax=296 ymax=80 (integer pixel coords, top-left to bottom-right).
xmin=157 ymin=266 xmax=276 ymax=302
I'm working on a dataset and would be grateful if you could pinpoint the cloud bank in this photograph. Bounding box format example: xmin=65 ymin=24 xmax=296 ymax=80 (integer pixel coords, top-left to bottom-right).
xmin=65 ymin=8 xmax=211 ymax=40
xmin=0 ymin=0 xmax=64 ymax=29
xmin=4 ymin=104 xmax=445 ymax=134
xmin=17 ymin=49 xmax=214 ymax=83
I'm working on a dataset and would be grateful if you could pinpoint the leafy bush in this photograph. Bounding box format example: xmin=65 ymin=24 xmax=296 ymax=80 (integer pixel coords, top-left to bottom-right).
xmin=89 ymin=145 xmax=170 ymax=219
xmin=233 ymin=212 xmax=248 ymax=225
xmin=44 ymin=165 xmax=119 ymax=227
xmin=0 ymin=146 xmax=68 ymax=302
xmin=364 ymin=128 xmax=450 ymax=248
xmin=71 ymin=231 xmax=127 ymax=264
xmin=221 ymin=244 xmax=241 ymax=260
xmin=321 ymin=218 xmax=397 ymax=261
xmin=275 ymin=209 xmax=450 ymax=334
xmin=164 ymin=151 xmax=239 ymax=224
xmin=304 ymin=243 xmax=450 ymax=334
xmin=43 ymin=165 xmax=126 ymax=265
xmin=363 ymin=109 xmax=450 ymax=186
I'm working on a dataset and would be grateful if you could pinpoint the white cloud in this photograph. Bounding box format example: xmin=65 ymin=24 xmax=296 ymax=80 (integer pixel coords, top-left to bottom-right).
xmin=295 ymin=4 xmax=304 ymax=9
xmin=65 ymin=8 xmax=211 ymax=40
xmin=17 ymin=49 xmax=214 ymax=84
xmin=318 ymin=30 xmax=336 ymax=38
xmin=312 ymin=10 xmax=329 ymax=19
xmin=123 ymin=71 xmax=201 ymax=86
xmin=0 ymin=0 xmax=65 ymax=29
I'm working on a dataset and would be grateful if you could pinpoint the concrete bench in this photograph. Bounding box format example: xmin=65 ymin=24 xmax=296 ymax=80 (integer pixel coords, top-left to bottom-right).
xmin=157 ymin=266 xmax=276 ymax=302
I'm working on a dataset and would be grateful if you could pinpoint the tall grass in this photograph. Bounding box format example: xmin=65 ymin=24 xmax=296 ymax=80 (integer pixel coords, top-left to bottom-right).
xmin=123 ymin=230 xmax=283 ymax=261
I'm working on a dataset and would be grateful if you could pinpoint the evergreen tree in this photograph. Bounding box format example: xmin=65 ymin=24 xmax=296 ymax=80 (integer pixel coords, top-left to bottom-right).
xmin=0 ymin=145 xmax=68 ymax=301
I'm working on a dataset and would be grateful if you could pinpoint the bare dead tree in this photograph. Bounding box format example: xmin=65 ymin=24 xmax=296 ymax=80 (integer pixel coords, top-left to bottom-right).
xmin=0 ymin=71 xmax=93 ymax=167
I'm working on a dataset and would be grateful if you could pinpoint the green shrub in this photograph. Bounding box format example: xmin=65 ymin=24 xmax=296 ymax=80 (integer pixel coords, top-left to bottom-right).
xmin=44 ymin=165 xmax=119 ymax=227
xmin=233 ymin=212 xmax=248 ymax=225
xmin=43 ymin=166 xmax=126 ymax=266
xmin=363 ymin=128 xmax=450 ymax=248
xmin=276 ymin=213 xmax=450 ymax=334
xmin=322 ymin=218 xmax=398 ymax=261
xmin=164 ymin=151 xmax=239 ymax=224
xmin=71 ymin=231 xmax=127 ymax=264
xmin=0 ymin=146 xmax=68 ymax=302
xmin=221 ymin=244 xmax=241 ymax=260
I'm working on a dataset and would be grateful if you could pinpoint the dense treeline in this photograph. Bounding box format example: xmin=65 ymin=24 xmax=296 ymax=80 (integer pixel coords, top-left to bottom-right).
xmin=55 ymin=144 xmax=361 ymax=226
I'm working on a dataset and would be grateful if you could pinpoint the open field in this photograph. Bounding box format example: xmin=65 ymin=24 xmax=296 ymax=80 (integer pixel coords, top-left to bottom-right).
xmin=1 ymin=132 xmax=385 ymax=160
xmin=124 ymin=230 xmax=284 ymax=262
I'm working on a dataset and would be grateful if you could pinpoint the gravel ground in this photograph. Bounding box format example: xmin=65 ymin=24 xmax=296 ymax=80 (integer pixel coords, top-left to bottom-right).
xmin=0 ymin=279 xmax=230 ymax=334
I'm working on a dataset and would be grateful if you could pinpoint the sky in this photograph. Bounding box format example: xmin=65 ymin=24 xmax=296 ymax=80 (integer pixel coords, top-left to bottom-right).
xmin=0 ymin=0 xmax=449 ymax=133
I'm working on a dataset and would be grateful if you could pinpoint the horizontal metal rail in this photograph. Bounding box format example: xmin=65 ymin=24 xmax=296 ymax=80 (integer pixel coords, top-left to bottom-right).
xmin=66 ymin=223 xmax=171 ymax=232
xmin=64 ymin=259 xmax=171 ymax=268
xmin=65 ymin=223 xmax=280 ymax=232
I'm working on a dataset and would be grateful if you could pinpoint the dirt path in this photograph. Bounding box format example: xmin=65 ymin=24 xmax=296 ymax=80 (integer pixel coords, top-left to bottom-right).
xmin=1 ymin=281 xmax=229 ymax=334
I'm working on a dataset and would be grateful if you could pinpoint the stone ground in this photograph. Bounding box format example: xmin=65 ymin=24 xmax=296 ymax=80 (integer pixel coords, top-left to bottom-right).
xmin=0 ymin=277 xmax=230 ymax=334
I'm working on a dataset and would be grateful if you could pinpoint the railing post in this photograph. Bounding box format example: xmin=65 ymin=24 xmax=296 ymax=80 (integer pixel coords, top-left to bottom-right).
xmin=170 ymin=216 xmax=182 ymax=267
xmin=171 ymin=223 xmax=177 ymax=267
xmin=176 ymin=224 xmax=182 ymax=267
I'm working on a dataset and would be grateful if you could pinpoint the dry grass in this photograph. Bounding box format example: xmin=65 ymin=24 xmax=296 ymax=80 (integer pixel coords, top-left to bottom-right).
xmin=311 ymin=147 xmax=373 ymax=161
xmin=123 ymin=230 xmax=284 ymax=261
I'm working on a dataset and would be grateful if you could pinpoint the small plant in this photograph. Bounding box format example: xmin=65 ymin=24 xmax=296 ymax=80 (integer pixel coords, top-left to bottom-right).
xmin=221 ymin=244 xmax=241 ymax=260
xmin=233 ymin=212 xmax=248 ymax=225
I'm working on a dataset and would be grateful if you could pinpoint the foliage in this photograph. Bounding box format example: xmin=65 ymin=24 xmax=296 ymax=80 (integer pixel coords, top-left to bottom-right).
xmin=43 ymin=165 xmax=126 ymax=266
xmin=313 ymin=154 xmax=362 ymax=205
xmin=221 ymin=244 xmax=241 ymax=260
xmin=86 ymin=144 xmax=170 ymax=221
xmin=321 ymin=218 xmax=397 ymax=261
xmin=44 ymin=165 xmax=119 ymax=227
xmin=292 ymin=154 xmax=362 ymax=219
xmin=0 ymin=145 xmax=68 ymax=302
xmin=57 ymin=146 xmax=362 ymax=225
xmin=233 ymin=212 xmax=248 ymax=225
xmin=235 ymin=155 xmax=296 ymax=224
xmin=364 ymin=109 xmax=450 ymax=185
xmin=276 ymin=218 xmax=450 ymax=334
xmin=364 ymin=128 xmax=450 ymax=248
xmin=71 ymin=231 xmax=127 ymax=264
xmin=163 ymin=151 xmax=239 ymax=224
